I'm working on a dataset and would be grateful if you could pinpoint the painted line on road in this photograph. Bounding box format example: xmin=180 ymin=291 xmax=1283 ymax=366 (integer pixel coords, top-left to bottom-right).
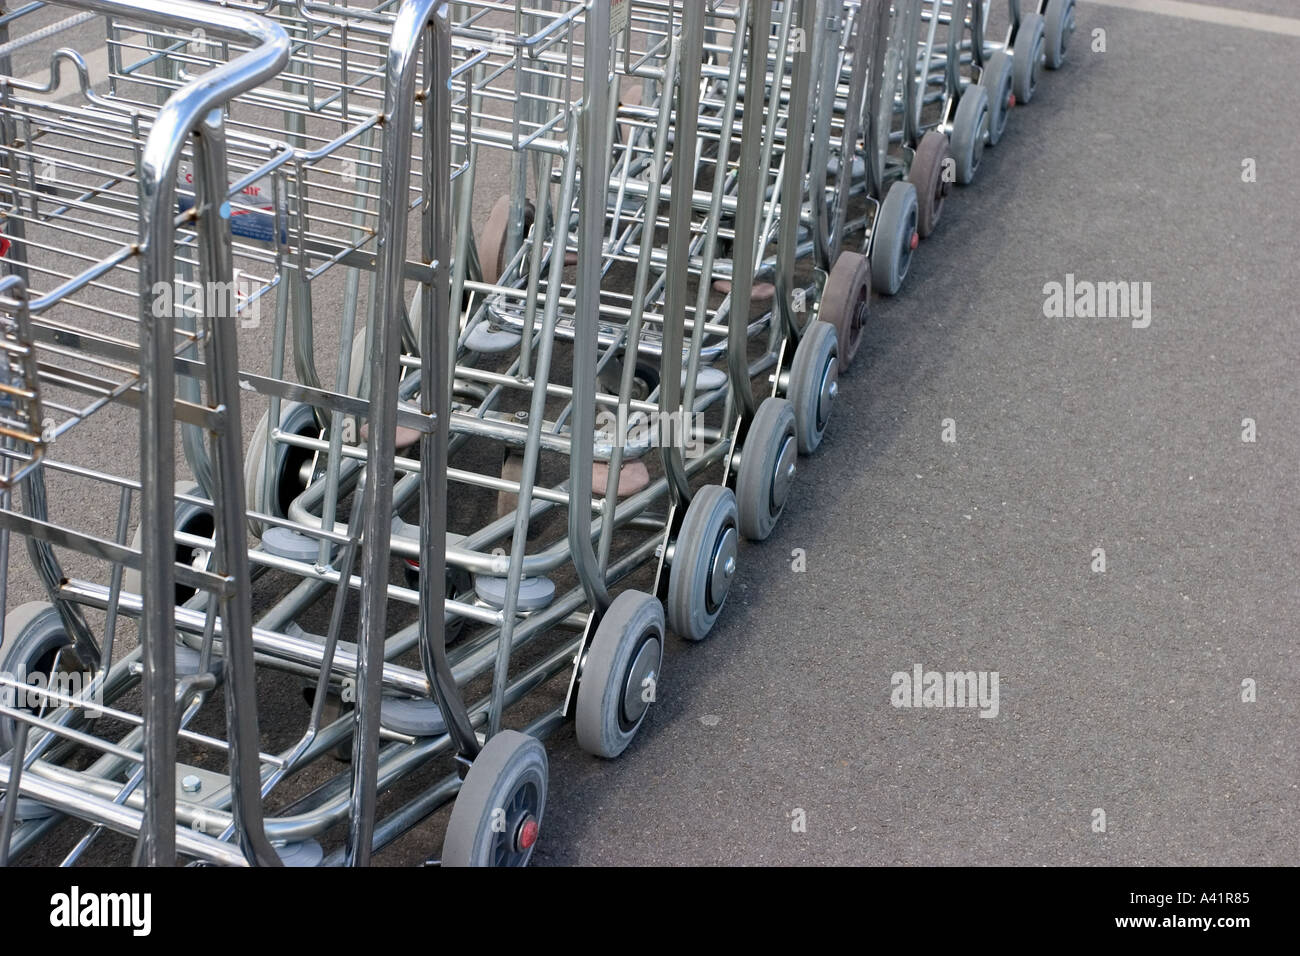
xmin=1085 ymin=0 xmax=1300 ymax=37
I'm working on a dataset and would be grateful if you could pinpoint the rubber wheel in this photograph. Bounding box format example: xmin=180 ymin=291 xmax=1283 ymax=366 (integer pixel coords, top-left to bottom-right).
xmin=736 ymin=397 xmax=797 ymax=542
xmin=1013 ymin=13 xmax=1046 ymax=104
xmin=244 ymin=401 xmax=321 ymax=537
xmin=124 ymin=481 xmax=213 ymax=604
xmin=1045 ymin=0 xmax=1076 ymax=70
xmin=909 ymin=132 xmax=951 ymax=239
xmin=479 ymin=195 xmax=535 ymax=286
xmin=0 ymin=602 xmax=81 ymax=751
xmin=667 ymin=485 xmax=738 ymax=642
xmin=598 ymin=359 xmax=659 ymax=403
xmin=819 ymin=252 xmax=870 ymax=368
xmin=345 ymin=328 xmax=369 ymax=430
xmin=980 ymin=50 xmax=1014 ymax=147
xmin=786 ymin=320 xmax=839 ymax=455
xmin=442 ymin=730 xmax=547 ymax=867
xmin=575 ymin=590 xmax=665 ymax=758
xmin=401 ymin=561 xmax=471 ymax=644
xmin=871 ymin=182 xmax=918 ymax=295
xmin=950 ymin=85 xmax=990 ymax=186
xmin=496 ymin=449 xmax=527 ymax=520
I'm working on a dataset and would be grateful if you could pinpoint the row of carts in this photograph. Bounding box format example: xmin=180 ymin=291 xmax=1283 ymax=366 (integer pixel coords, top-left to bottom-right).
xmin=0 ymin=0 xmax=1076 ymax=866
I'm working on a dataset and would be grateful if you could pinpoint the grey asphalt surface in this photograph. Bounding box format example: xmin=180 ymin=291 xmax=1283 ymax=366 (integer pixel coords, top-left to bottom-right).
xmin=3 ymin=0 xmax=1298 ymax=866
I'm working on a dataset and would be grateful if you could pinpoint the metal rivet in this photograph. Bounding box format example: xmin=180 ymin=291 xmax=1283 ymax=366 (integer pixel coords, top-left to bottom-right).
xmin=182 ymin=775 xmax=202 ymax=793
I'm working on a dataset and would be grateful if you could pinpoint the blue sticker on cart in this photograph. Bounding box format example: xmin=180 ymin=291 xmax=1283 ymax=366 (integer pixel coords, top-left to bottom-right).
xmin=177 ymin=167 xmax=283 ymax=243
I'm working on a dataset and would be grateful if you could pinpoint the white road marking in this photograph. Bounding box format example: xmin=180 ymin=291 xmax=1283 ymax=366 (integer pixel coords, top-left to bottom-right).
xmin=1084 ymin=0 xmax=1300 ymax=37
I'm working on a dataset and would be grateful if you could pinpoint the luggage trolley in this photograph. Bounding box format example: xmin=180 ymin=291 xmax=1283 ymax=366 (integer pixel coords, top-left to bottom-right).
xmin=809 ymin=0 xmax=946 ymax=308
xmin=0 ymin=0 xmax=291 ymax=865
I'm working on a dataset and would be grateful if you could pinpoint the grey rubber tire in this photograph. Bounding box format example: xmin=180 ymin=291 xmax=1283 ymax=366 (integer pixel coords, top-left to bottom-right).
xmin=575 ymin=590 xmax=665 ymax=758
xmin=345 ymin=328 xmax=368 ymax=402
xmin=667 ymin=485 xmax=739 ymax=642
xmin=244 ymin=401 xmax=320 ymax=537
xmin=442 ymin=730 xmax=548 ymax=867
xmin=871 ymin=181 xmax=918 ymax=295
xmin=950 ymin=85 xmax=990 ymax=186
xmin=1044 ymin=0 xmax=1075 ymax=70
xmin=736 ymin=397 xmax=797 ymax=542
xmin=820 ymin=251 xmax=870 ymax=368
xmin=786 ymin=320 xmax=839 ymax=455
xmin=0 ymin=602 xmax=77 ymax=751
xmin=124 ymin=481 xmax=209 ymax=601
xmin=1013 ymin=13 xmax=1046 ymax=104
xmin=980 ymin=50 xmax=1014 ymax=146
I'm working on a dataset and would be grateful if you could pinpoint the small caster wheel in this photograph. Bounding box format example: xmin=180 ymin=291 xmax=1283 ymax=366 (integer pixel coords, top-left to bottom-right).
xmin=442 ymin=729 xmax=547 ymax=867
xmin=124 ymin=481 xmax=213 ymax=603
xmin=575 ymin=590 xmax=665 ymax=758
xmin=980 ymin=50 xmax=1014 ymax=147
xmin=301 ymin=685 xmax=353 ymax=761
xmin=345 ymin=331 xmax=421 ymax=450
xmin=870 ymin=181 xmax=918 ymax=295
xmin=736 ymin=397 xmax=797 ymax=542
xmin=244 ymin=401 xmax=322 ymax=537
xmin=1044 ymin=0 xmax=1076 ymax=70
xmin=950 ymin=85 xmax=990 ymax=186
xmin=496 ymin=449 xmax=527 ymax=519
xmin=819 ymin=252 xmax=869 ymax=368
xmin=479 ymin=195 xmax=535 ymax=286
xmin=786 ymin=320 xmax=839 ymax=455
xmin=598 ymin=358 xmax=659 ymax=402
xmin=909 ymin=131 xmax=952 ymax=239
xmin=667 ymin=485 xmax=739 ymax=641
xmin=1013 ymin=13 xmax=1046 ymax=104
xmin=402 ymin=559 xmax=471 ymax=642
xmin=0 ymin=602 xmax=82 ymax=751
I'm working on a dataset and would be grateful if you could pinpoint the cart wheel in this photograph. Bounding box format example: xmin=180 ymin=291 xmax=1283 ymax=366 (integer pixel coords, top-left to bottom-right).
xmin=950 ymin=86 xmax=990 ymax=186
xmin=575 ymin=590 xmax=664 ymax=758
xmin=667 ymin=485 xmax=739 ymax=641
xmin=1044 ymin=0 xmax=1076 ymax=70
xmin=124 ymin=481 xmax=213 ymax=604
xmin=344 ymin=327 xmax=369 ymax=411
xmin=786 ymin=321 xmax=839 ymax=455
xmin=401 ymin=560 xmax=471 ymax=643
xmin=909 ymin=132 xmax=951 ymax=240
xmin=1013 ymin=13 xmax=1046 ymax=104
xmin=0 ymin=602 xmax=81 ymax=751
xmin=496 ymin=449 xmax=528 ymax=519
xmin=442 ymin=730 xmax=547 ymax=867
xmin=736 ymin=397 xmax=797 ymax=542
xmin=980 ymin=50 xmax=1015 ymax=147
xmin=819 ymin=252 xmax=869 ymax=368
xmin=598 ymin=359 xmax=659 ymax=402
xmin=479 ymin=195 xmax=535 ymax=286
xmin=344 ymin=330 xmax=420 ymax=451
xmin=244 ymin=402 xmax=321 ymax=537
xmin=871 ymin=182 xmax=918 ymax=296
